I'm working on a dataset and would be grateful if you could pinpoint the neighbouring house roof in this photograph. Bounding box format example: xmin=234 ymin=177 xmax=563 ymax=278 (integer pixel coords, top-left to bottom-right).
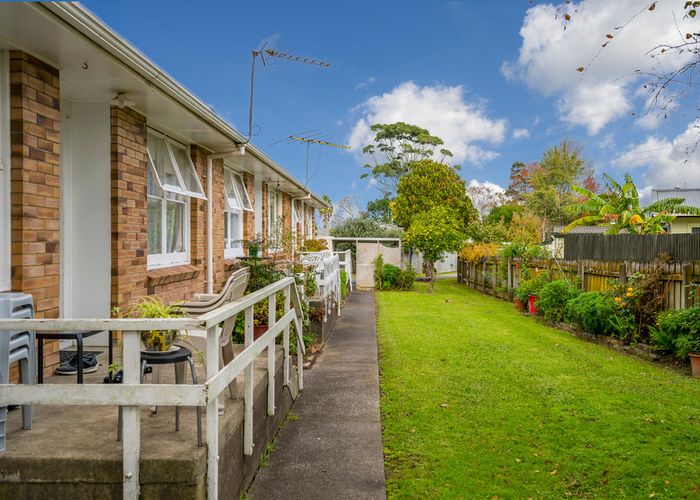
xmin=651 ymin=187 xmax=700 ymax=212
xmin=551 ymin=225 xmax=609 ymax=237
xmin=0 ymin=2 xmax=329 ymax=209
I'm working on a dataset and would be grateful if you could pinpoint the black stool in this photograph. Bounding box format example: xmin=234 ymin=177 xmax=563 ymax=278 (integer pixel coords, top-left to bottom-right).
xmin=117 ymin=346 xmax=202 ymax=447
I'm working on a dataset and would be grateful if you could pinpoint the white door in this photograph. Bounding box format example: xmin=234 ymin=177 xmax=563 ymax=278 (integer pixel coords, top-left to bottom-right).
xmin=61 ymin=101 xmax=111 ymax=346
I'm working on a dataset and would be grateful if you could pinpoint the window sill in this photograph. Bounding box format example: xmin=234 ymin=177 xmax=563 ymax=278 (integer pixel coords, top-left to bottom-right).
xmin=146 ymin=264 xmax=201 ymax=288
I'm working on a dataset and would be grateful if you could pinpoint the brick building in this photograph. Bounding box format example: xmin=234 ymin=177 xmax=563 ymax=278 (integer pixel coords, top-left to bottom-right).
xmin=0 ymin=2 xmax=327 ymax=378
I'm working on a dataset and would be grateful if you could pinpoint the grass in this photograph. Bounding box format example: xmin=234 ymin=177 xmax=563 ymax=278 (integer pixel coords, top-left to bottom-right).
xmin=376 ymin=281 xmax=700 ymax=499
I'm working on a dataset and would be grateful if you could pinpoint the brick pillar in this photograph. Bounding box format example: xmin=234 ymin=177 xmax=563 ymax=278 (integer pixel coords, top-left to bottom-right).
xmin=189 ymin=145 xmax=207 ymax=271
xmin=212 ymin=158 xmax=225 ymax=290
xmin=9 ymin=51 xmax=61 ymax=376
xmin=110 ymin=106 xmax=148 ymax=311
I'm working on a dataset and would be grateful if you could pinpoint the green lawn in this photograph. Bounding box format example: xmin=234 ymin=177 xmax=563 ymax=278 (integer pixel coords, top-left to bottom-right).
xmin=376 ymin=281 xmax=700 ymax=499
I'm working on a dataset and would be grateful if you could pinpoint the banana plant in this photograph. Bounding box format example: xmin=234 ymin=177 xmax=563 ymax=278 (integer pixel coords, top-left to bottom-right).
xmin=564 ymin=173 xmax=700 ymax=234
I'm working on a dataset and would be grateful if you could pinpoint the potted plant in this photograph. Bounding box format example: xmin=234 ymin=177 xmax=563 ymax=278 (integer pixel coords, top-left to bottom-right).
xmin=247 ymin=239 xmax=261 ymax=258
xmin=128 ymin=296 xmax=184 ymax=352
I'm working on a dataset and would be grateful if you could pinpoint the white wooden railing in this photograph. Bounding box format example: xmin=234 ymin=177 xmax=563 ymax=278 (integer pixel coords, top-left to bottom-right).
xmin=299 ymin=251 xmax=341 ymax=322
xmin=334 ymin=250 xmax=353 ymax=292
xmin=0 ymin=277 xmax=305 ymax=500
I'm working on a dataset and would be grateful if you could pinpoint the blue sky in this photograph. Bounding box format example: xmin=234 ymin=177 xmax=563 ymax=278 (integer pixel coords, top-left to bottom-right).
xmin=83 ymin=0 xmax=700 ymax=208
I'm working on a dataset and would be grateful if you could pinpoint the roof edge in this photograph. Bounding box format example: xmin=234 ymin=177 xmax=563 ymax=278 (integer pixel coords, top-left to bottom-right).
xmin=37 ymin=1 xmax=330 ymax=209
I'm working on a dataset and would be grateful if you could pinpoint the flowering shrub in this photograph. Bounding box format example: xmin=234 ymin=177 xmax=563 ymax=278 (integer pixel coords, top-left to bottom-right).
xmin=650 ymin=307 xmax=700 ymax=359
xmin=460 ymin=242 xmax=500 ymax=263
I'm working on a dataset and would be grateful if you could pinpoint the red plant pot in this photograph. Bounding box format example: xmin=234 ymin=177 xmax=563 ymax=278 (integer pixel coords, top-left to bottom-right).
xmin=254 ymin=324 xmax=267 ymax=341
xmin=690 ymin=353 xmax=700 ymax=378
xmin=513 ymin=298 xmax=526 ymax=311
xmin=527 ymin=294 xmax=540 ymax=315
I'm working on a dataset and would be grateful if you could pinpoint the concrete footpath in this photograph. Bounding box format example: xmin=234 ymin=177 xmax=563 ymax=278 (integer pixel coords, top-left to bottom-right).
xmin=249 ymin=291 xmax=386 ymax=500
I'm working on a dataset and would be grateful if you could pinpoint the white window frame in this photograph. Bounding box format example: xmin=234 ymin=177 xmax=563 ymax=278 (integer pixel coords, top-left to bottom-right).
xmin=146 ymin=130 xmax=201 ymax=269
xmin=147 ymin=130 xmax=206 ymax=200
xmin=223 ymin=167 xmax=251 ymax=259
xmin=0 ymin=51 xmax=10 ymax=291
xmin=267 ymin=185 xmax=283 ymax=250
xmin=306 ymin=206 xmax=313 ymax=239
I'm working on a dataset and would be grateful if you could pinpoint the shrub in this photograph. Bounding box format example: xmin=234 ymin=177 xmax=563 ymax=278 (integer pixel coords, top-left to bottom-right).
xmin=302 ymin=238 xmax=328 ymax=252
xmin=514 ymin=271 xmax=551 ymax=303
xmin=651 ymin=307 xmax=700 ymax=359
xmin=340 ymin=270 xmax=349 ymax=302
xmin=565 ymin=292 xmax=618 ymax=336
xmin=459 ymin=242 xmax=500 ymax=263
xmin=537 ymin=280 xmax=581 ymax=323
xmin=373 ymin=254 xmax=415 ymax=291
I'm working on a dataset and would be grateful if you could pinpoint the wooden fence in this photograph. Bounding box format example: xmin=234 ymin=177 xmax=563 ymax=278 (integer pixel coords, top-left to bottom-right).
xmin=563 ymin=234 xmax=700 ymax=261
xmin=457 ymin=257 xmax=700 ymax=310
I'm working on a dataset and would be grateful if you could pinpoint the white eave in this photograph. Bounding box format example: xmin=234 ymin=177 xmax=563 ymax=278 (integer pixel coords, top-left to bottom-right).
xmin=0 ymin=1 xmax=329 ymax=209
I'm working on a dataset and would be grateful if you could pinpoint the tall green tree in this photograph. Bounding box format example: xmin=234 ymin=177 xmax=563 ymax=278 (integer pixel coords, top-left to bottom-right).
xmin=525 ymin=140 xmax=587 ymax=228
xmin=391 ymin=160 xmax=477 ymax=230
xmin=404 ymin=206 xmax=466 ymax=292
xmin=565 ymin=173 xmax=700 ymax=234
xmin=361 ymin=122 xmax=453 ymax=196
xmin=366 ymin=197 xmax=393 ymax=223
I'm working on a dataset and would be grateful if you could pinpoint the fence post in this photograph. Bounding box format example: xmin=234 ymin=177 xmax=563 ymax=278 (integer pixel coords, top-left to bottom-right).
xmin=482 ymin=259 xmax=487 ymax=293
xmin=682 ymin=263 xmax=692 ymax=309
xmin=206 ymin=324 xmax=220 ymax=499
xmin=283 ymin=285 xmax=291 ymax=387
xmin=578 ymin=260 xmax=585 ymax=290
xmin=507 ymin=257 xmax=513 ymax=300
xmin=267 ymin=293 xmax=276 ymax=416
xmin=619 ymin=262 xmax=628 ymax=286
xmin=492 ymin=260 xmax=497 ymax=296
xmin=122 ymin=331 xmax=141 ymax=500
xmin=244 ymin=306 xmax=254 ymax=455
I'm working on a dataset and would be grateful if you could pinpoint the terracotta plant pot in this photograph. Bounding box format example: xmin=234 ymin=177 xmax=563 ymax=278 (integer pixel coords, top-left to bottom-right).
xmin=527 ymin=294 xmax=540 ymax=315
xmin=254 ymin=324 xmax=267 ymax=341
xmin=690 ymin=353 xmax=700 ymax=378
xmin=513 ymin=298 xmax=526 ymax=311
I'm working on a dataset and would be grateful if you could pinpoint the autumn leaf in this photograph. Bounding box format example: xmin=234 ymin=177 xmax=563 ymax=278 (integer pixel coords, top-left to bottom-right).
xmin=576 ymin=66 xmax=585 ymax=72
xmin=564 ymin=13 xmax=571 ymax=21
xmin=648 ymin=2 xmax=656 ymax=11
xmin=606 ymin=34 xmax=614 ymax=39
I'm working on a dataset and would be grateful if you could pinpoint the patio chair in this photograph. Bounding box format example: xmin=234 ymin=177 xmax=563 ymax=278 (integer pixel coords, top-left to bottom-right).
xmin=177 ymin=267 xmax=249 ymax=402
xmin=0 ymin=293 xmax=35 ymax=452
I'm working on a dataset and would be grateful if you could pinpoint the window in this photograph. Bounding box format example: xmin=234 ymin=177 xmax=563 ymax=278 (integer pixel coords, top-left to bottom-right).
xmin=0 ymin=51 xmax=9 ymax=291
xmin=146 ymin=131 xmax=205 ymax=268
xmin=223 ymin=167 xmax=252 ymax=258
xmin=267 ymin=185 xmax=282 ymax=249
xmin=692 ymin=227 xmax=700 ymax=235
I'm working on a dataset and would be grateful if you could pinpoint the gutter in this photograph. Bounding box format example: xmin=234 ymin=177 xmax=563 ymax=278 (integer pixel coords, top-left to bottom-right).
xmin=37 ymin=2 xmax=330 ymax=209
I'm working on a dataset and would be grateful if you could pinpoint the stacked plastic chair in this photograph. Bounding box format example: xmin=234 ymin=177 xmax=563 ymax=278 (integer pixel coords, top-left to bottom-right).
xmin=0 ymin=292 xmax=35 ymax=452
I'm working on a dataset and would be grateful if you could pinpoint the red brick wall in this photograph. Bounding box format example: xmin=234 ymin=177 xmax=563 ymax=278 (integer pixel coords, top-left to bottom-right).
xmin=212 ymin=159 xmax=226 ymax=291
xmin=9 ymin=51 xmax=61 ymax=377
xmin=110 ymin=106 xmax=148 ymax=311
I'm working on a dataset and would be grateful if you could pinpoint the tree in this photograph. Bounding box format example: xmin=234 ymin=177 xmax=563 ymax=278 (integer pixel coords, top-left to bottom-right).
xmin=525 ymin=140 xmax=587 ymax=229
xmin=319 ymin=194 xmax=334 ymax=231
xmin=361 ymin=122 xmax=453 ymax=196
xmin=565 ymin=173 xmax=700 ymax=234
xmin=508 ymin=212 xmax=544 ymax=245
xmin=466 ymin=181 xmax=507 ymax=219
xmin=403 ymin=206 xmax=466 ymax=292
xmin=366 ymin=197 xmax=392 ymax=223
xmin=485 ymin=204 xmax=522 ymax=225
xmin=329 ymin=216 xmax=401 ymax=239
xmin=506 ymin=161 xmax=536 ymax=203
xmin=391 ymin=160 xmax=478 ymax=230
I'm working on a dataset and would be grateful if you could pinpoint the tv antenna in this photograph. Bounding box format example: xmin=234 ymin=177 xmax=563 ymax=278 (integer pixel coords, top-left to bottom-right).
xmin=242 ymin=34 xmax=331 ymax=144
xmin=285 ymin=133 xmax=350 ymax=187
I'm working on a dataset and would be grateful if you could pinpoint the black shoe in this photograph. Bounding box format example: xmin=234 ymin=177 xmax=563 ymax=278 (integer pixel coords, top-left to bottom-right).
xmin=55 ymin=352 xmax=98 ymax=375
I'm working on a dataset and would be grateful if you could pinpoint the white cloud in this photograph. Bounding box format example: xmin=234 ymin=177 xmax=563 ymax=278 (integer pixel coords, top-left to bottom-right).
xmin=505 ymin=0 xmax=695 ymax=134
xmin=348 ymin=81 xmax=507 ymax=164
xmin=612 ymin=120 xmax=700 ymax=190
xmin=355 ymin=76 xmax=377 ymax=90
xmin=513 ymin=128 xmax=530 ymax=139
